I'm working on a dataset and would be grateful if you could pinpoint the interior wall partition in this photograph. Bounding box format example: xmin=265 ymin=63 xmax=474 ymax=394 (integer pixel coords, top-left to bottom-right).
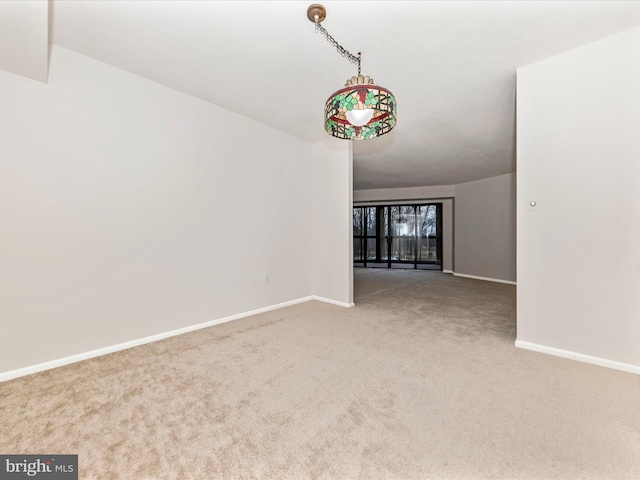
xmin=353 ymin=204 xmax=443 ymax=270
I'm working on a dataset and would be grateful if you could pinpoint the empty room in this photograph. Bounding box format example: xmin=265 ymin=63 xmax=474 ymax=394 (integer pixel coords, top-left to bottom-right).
xmin=1 ymin=1 xmax=639 ymax=479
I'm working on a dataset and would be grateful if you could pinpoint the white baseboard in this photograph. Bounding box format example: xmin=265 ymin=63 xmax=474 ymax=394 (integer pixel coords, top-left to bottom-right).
xmin=311 ymin=295 xmax=355 ymax=308
xmin=515 ymin=340 xmax=640 ymax=375
xmin=442 ymin=269 xmax=453 ymax=274
xmin=450 ymin=271 xmax=516 ymax=285
xmin=0 ymin=295 xmax=351 ymax=383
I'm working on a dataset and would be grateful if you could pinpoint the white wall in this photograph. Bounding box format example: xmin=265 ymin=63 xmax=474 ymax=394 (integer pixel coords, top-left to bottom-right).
xmin=517 ymin=27 xmax=640 ymax=372
xmin=455 ymin=173 xmax=517 ymax=283
xmin=354 ymin=185 xmax=455 ymax=203
xmin=353 ymin=186 xmax=454 ymax=272
xmin=0 ymin=0 xmax=48 ymax=82
xmin=0 ymin=46 xmax=351 ymax=376
xmin=313 ymin=142 xmax=353 ymax=306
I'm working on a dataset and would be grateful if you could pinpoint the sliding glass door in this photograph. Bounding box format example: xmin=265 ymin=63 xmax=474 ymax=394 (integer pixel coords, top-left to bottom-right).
xmin=416 ymin=205 xmax=439 ymax=263
xmin=353 ymin=207 xmax=377 ymax=264
xmin=354 ymin=204 xmax=442 ymax=269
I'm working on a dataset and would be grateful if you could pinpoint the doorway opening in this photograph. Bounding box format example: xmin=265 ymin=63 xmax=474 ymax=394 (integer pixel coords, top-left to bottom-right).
xmin=353 ymin=204 xmax=443 ymax=270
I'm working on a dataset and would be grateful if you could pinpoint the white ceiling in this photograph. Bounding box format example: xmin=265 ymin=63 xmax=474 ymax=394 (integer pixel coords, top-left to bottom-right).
xmin=48 ymin=1 xmax=640 ymax=189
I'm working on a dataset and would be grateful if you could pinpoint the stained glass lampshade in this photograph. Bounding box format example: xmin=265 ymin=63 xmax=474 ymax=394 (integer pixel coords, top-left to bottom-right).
xmin=324 ymin=75 xmax=397 ymax=140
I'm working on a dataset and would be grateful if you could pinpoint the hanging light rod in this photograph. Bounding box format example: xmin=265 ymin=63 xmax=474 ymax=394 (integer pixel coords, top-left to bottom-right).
xmin=306 ymin=4 xmax=397 ymax=140
xmin=307 ymin=4 xmax=361 ymax=75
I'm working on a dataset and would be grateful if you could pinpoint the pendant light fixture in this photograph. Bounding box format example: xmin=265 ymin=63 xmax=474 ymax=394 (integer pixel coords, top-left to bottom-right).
xmin=307 ymin=4 xmax=397 ymax=140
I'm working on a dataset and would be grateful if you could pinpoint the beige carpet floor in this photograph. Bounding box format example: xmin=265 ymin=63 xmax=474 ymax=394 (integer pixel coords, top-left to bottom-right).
xmin=1 ymin=269 xmax=639 ymax=479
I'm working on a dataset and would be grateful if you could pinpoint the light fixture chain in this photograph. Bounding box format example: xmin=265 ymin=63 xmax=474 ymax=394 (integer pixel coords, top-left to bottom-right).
xmin=315 ymin=18 xmax=361 ymax=74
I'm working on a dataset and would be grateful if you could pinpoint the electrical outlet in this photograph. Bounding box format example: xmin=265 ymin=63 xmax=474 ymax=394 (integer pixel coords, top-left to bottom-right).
xmin=264 ymin=272 xmax=270 ymax=283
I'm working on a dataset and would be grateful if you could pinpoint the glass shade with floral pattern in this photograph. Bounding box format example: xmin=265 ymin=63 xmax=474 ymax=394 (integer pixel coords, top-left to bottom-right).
xmin=324 ymin=75 xmax=397 ymax=140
